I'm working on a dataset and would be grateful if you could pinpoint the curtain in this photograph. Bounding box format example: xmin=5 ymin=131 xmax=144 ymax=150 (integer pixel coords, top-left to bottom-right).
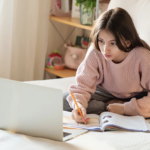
xmin=0 ymin=0 xmax=50 ymax=81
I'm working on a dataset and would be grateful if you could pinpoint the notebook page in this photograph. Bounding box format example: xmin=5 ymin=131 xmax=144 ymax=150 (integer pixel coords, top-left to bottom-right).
xmin=63 ymin=111 xmax=101 ymax=130
xmin=145 ymin=119 xmax=150 ymax=131
xmin=100 ymin=112 xmax=148 ymax=131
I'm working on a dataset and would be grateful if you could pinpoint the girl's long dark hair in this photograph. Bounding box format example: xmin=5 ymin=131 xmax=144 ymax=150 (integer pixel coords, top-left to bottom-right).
xmin=90 ymin=7 xmax=150 ymax=52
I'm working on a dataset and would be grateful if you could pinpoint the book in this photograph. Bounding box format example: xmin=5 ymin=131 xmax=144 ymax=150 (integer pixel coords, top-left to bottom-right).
xmin=71 ymin=0 xmax=80 ymax=18
xmin=61 ymin=0 xmax=70 ymax=13
xmin=63 ymin=111 xmax=150 ymax=132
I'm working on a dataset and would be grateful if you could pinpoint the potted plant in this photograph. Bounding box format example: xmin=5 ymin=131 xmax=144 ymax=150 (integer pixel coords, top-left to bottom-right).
xmin=75 ymin=0 xmax=96 ymax=25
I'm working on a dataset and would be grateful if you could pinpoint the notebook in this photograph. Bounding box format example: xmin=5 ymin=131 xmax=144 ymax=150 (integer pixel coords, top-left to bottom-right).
xmin=63 ymin=111 xmax=150 ymax=132
xmin=0 ymin=78 xmax=87 ymax=141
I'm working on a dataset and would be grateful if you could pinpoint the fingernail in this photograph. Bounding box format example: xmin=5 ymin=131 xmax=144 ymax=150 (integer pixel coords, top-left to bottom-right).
xmin=82 ymin=118 xmax=85 ymax=121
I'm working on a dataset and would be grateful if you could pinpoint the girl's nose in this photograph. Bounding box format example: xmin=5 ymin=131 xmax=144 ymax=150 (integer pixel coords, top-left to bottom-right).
xmin=103 ymin=44 xmax=109 ymax=53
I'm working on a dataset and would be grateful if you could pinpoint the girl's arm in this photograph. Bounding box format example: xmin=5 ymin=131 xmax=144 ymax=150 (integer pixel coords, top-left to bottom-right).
xmin=124 ymin=95 xmax=150 ymax=118
xmin=67 ymin=45 xmax=103 ymax=109
xmin=124 ymin=50 xmax=150 ymax=118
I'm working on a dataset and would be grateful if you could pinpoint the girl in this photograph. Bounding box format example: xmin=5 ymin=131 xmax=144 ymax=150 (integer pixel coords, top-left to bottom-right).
xmin=63 ymin=7 xmax=150 ymax=123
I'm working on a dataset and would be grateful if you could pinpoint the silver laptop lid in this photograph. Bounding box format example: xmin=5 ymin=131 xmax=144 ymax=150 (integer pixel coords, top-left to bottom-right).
xmin=0 ymin=78 xmax=63 ymax=141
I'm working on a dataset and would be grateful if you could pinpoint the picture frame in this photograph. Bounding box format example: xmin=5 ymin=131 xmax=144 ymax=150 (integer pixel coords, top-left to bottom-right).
xmin=52 ymin=0 xmax=71 ymax=17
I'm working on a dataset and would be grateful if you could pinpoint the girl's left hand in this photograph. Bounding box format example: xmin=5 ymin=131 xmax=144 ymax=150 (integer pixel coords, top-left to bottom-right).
xmin=106 ymin=103 xmax=124 ymax=115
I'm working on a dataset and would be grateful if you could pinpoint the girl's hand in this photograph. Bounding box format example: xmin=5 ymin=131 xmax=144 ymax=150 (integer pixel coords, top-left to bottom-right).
xmin=71 ymin=103 xmax=90 ymax=123
xmin=106 ymin=103 xmax=124 ymax=115
xmin=106 ymin=99 xmax=125 ymax=105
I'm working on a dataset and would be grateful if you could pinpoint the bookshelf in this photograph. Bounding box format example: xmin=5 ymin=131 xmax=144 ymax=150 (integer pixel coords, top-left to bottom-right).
xmin=45 ymin=67 xmax=76 ymax=78
xmin=49 ymin=15 xmax=93 ymax=31
xmin=45 ymin=15 xmax=93 ymax=78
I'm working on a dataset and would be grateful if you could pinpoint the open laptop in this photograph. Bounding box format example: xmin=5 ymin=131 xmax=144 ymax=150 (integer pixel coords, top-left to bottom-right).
xmin=0 ymin=78 xmax=87 ymax=141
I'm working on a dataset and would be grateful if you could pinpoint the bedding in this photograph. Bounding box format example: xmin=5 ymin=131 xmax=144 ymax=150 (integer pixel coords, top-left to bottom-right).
xmin=0 ymin=77 xmax=149 ymax=150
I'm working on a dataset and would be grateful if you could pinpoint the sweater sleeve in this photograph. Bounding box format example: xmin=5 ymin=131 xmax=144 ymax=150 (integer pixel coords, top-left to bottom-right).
xmin=124 ymin=49 xmax=150 ymax=118
xmin=66 ymin=45 xmax=103 ymax=109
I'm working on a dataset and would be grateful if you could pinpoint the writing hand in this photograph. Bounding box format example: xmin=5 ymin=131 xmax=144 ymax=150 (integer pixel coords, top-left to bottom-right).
xmin=71 ymin=102 xmax=90 ymax=123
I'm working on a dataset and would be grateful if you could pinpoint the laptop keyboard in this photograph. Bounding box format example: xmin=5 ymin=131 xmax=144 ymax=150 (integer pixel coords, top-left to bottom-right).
xmin=63 ymin=132 xmax=72 ymax=137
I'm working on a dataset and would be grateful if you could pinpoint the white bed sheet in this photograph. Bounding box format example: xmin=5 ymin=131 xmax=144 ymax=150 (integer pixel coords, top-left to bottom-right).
xmin=0 ymin=77 xmax=150 ymax=150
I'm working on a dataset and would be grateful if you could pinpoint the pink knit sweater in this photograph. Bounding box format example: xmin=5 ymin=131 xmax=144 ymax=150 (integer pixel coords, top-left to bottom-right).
xmin=67 ymin=45 xmax=150 ymax=118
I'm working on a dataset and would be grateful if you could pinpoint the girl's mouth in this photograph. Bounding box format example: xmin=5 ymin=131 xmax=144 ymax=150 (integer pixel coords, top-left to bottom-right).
xmin=104 ymin=54 xmax=111 ymax=58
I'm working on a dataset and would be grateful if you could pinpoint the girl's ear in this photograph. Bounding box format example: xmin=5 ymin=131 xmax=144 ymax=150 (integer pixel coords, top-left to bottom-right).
xmin=125 ymin=40 xmax=131 ymax=47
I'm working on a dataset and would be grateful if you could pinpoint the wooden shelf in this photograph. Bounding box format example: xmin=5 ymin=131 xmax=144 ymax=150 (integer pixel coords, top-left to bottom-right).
xmin=45 ymin=67 xmax=76 ymax=78
xmin=48 ymin=15 xmax=92 ymax=78
xmin=50 ymin=15 xmax=93 ymax=31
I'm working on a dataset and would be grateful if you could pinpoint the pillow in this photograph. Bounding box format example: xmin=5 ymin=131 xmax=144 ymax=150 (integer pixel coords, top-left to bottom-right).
xmin=107 ymin=0 xmax=150 ymax=46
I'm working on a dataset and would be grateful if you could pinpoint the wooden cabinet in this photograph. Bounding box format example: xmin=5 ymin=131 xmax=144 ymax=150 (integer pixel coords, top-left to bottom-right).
xmin=45 ymin=15 xmax=93 ymax=78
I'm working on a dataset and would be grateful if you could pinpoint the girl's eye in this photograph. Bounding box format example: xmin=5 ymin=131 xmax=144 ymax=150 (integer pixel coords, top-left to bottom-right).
xmin=98 ymin=39 xmax=104 ymax=44
xmin=111 ymin=42 xmax=117 ymax=45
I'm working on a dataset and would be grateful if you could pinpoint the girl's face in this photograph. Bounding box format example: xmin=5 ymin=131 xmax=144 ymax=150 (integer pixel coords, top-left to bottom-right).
xmin=98 ymin=29 xmax=130 ymax=63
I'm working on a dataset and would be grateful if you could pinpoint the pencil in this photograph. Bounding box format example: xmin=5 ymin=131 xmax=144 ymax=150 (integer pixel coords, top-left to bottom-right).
xmin=69 ymin=90 xmax=86 ymax=124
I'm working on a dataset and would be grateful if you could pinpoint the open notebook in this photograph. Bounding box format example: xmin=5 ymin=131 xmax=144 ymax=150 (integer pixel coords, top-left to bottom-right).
xmin=63 ymin=111 xmax=150 ymax=132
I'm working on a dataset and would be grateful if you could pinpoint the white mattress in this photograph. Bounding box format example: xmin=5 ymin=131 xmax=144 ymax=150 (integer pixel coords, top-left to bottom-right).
xmin=0 ymin=77 xmax=150 ymax=150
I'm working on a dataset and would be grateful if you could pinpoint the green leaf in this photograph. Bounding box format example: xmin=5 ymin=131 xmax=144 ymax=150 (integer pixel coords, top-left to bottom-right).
xmin=75 ymin=0 xmax=97 ymax=11
xmin=75 ymin=2 xmax=78 ymax=6
xmin=54 ymin=49 xmax=58 ymax=53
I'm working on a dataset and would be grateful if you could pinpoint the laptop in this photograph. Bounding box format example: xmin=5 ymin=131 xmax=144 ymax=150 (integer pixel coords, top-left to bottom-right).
xmin=0 ymin=78 xmax=87 ymax=141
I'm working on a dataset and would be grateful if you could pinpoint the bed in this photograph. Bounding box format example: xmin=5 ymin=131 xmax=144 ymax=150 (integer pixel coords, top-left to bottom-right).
xmin=1 ymin=0 xmax=150 ymax=149
xmin=0 ymin=76 xmax=147 ymax=150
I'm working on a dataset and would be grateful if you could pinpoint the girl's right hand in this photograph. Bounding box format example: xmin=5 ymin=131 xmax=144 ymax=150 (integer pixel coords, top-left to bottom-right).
xmin=71 ymin=102 xmax=89 ymax=123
